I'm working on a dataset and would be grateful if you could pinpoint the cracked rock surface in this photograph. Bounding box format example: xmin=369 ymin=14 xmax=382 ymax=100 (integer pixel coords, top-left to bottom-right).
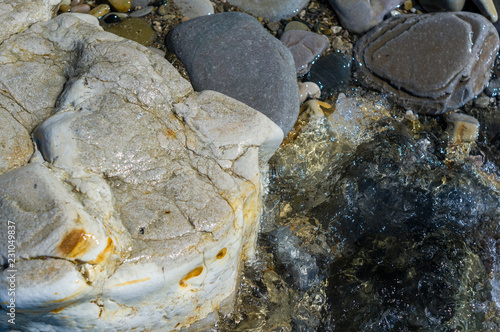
xmin=355 ymin=12 xmax=500 ymax=115
xmin=0 ymin=11 xmax=283 ymax=331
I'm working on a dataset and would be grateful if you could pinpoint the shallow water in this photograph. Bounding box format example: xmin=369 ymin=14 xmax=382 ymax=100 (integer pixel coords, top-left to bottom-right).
xmin=218 ymin=89 xmax=500 ymax=331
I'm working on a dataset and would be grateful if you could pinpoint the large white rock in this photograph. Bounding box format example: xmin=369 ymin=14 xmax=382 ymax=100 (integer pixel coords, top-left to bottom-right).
xmin=0 ymin=11 xmax=283 ymax=331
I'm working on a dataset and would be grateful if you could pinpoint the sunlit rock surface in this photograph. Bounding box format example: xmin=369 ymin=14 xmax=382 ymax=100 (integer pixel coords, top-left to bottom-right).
xmin=0 ymin=12 xmax=283 ymax=331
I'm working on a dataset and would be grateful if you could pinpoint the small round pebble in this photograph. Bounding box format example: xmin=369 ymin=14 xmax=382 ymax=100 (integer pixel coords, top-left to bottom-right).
xmin=298 ymin=82 xmax=321 ymax=103
xmin=59 ymin=4 xmax=71 ymax=12
xmin=130 ymin=5 xmax=154 ymax=17
xmin=158 ymin=4 xmax=169 ymax=16
xmin=89 ymin=4 xmax=111 ymax=18
xmin=306 ymin=53 xmax=352 ymax=97
xmin=284 ymin=21 xmax=309 ymax=32
xmin=70 ymin=0 xmax=81 ymax=6
xmin=109 ymin=0 xmax=132 ymax=13
xmin=104 ymin=13 xmax=122 ymax=23
xmin=474 ymin=95 xmax=490 ymax=108
xmin=70 ymin=4 xmax=90 ymax=13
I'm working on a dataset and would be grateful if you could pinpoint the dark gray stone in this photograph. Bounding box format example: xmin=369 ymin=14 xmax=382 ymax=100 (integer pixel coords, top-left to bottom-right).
xmin=166 ymin=12 xmax=299 ymax=135
xmin=305 ymin=53 xmax=352 ymax=97
xmin=328 ymin=0 xmax=404 ymax=34
xmin=281 ymin=30 xmax=329 ymax=76
xmin=355 ymin=12 xmax=499 ymax=114
xmin=419 ymin=0 xmax=465 ymax=12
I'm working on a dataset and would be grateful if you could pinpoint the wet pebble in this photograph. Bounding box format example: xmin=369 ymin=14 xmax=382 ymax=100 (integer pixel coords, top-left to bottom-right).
xmin=355 ymin=12 xmax=500 ymax=114
xmin=173 ymin=0 xmax=214 ymax=18
xmin=109 ymin=0 xmax=131 ymax=13
xmin=305 ymin=53 xmax=352 ymax=97
xmin=281 ymin=30 xmax=329 ymax=76
xmin=298 ymin=82 xmax=321 ymax=103
xmin=89 ymin=4 xmax=110 ymax=18
xmin=105 ymin=18 xmax=154 ymax=46
xmin=329 ymin=0 xmax=404 ymax=33
xmin=131 ymin=0 xmax=151 ymax=7
xmin=474 ymin=95 xmax=491 ymax=108
xmin=70 ymin=0 xmax=80 ymax=6
xmin=445 ymin=113 xmax=480 ymax=143
xmin=226 ymin=0 xmax=309 ymax=22
xmin=129 ymin=5 xmax=153 ymax=17
xmin=70 ymin=4 xmax=90 ymax=13
xmin=166 ymin=12 xmax=299 ymax=135
xmin=59 ymin=4 xmax=71 ymax=12
xmin=103 ymin=13 xmax=122 ymax=23
xmin=284 ymin=21 xmax=309 ymax=32
xmin=157 ymin=4 xmax=169 ymax=16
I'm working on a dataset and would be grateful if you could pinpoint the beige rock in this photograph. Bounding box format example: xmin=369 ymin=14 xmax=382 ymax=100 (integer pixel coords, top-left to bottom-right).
xmin=89 ymin=4 xmax=110 ymax=18
xmin=109 ymin=0 xmax=131 ymax=12
xmin=0 ymin=11 xmax=283 ymax=332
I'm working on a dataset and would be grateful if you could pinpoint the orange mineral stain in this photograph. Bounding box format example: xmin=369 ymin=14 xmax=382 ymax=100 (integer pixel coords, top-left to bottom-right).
xmin=111 ymin=277 xmax=151 ymax=288
xmin=179 ymin=266 xmax=203 ymax=287
xmin=57 ymin=228 xmax=94 ymax=259
xmin=216 ymin=248 xmax=227 ymax=259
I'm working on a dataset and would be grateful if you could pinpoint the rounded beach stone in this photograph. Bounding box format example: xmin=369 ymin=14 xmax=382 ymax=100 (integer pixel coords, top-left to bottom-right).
xmin=109 ymin=0 xmax=131 ymax=13
xmin=329 ymin=0 xmax=405 ymax=33
xmin=226 ymin=0 xmax=309 ymax=22
xmin=89 ymin=4 xmax=110 ymax=18
xmin=306 ymin=53 xmax=352 ymax=97
xmin=354 ymin=12 xmax=500 ymax=114
xmin=166 ymin=12 xmax=299 ymax=135
xmin=284 ymin=21 xmax=309 ymax=32
xmin=281 ymin=30 xmax=329 ymax=75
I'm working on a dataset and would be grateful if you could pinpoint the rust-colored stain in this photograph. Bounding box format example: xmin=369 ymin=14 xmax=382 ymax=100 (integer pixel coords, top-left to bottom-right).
xmin=165 ymin=128 xmax=177 ymax=139
xmin=57 ymin=228 xmax=94 ymax=258
xmin=89 ymin=238 xmax=114 ymax=264
xmin=111 ymin=277 xmax=151 ymax=288
xmin=179 ymin=266 xmax=203 ymax=288
xmin=216 ymin=248 xmax=227 ymax=260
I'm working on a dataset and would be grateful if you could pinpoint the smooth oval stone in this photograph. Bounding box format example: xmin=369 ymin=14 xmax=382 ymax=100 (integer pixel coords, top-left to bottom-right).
xmin=89 ymin=4 xmax=110 ymax=18
xmin=104 ymin=13 xmax=121 ymax=23
xmin=355 ymin=12 xmax=500 ymax=114
xmin=306 ymin=53 xmax=352 ymax=97
xmin=173 ymin=0 xmax=214 ymax=18
xmin=419 ymin=0 xmax=466 ymax=12
xmin=281 ymin=30 xmax=329 ymax=76
xmin=70 ymin=4 xmax=90 ymax=13
xmin=329 ymin=0 xmax=404 ymax=33
xmin=157 ymin=4 xmax=169 ymax=16
xmin=105 ymin=18 xmax=154 ymax=46
xmin=129 ymin=5 xmax=154 ymax=17
xmin=109 ymin=0 xmax=131 ymax=13
xmin=166 ymin=12 xmax=299 ymax=135
xmin=226 ymin=0 xmax=309 ymax=22
xmin=284 ymin=21 xmax=309 ymax=32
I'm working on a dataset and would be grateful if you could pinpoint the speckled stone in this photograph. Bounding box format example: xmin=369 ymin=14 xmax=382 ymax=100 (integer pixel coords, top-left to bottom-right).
xmin=355 ymin=12 xmax=500 ymax=114
xmin=226 ymin=0 xmax=309 ymax=21
xmin=329 ymin=0 xmax=405 ymax=33
xmin=167 ymin=12 xmax=299 ymax=135
xmin=105 ymin=18 xmax=154 ymax=46
xmin=281 ymin=30 xmax=329 ymax=75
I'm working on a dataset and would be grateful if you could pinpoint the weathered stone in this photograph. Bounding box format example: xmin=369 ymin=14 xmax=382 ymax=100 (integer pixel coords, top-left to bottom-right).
xmin=0 ymin=12 xmax=283 ymax=331
xmin=284 ymin=20 xmax=309 ymax=32
xmin=328 ymin=0 xmax=404 ymax=33
xmin=281 ymin=30 xmax=329 ymax=75
xmin=355 ymin=12 xmax=500 ymax=114
xmin=167 ymin=12 xmax=299 ymax=135
xmin=129 ymin=5 xmax=153 ymax=17
xmin=226 ymin=0 xmax=309 ymax=22
xmin=0 ymin=0 xmax=60 ymax=43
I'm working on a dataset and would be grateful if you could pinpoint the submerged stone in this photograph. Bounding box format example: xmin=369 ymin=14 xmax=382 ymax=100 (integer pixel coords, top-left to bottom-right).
xmin=280 ymin=30 xmax=329 ymax=76
xmin=305 ymin=53 xmax=352 ymax=97
xmin=166 ymin=12 xmax=299 ymax=136
xmin=105 ymin=17 xmax=154 ymax=46
xmin=355 ymin=12 xmax=500 ymax=114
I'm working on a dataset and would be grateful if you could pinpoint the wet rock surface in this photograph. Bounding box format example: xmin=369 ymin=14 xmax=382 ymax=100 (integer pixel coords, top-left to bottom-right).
xmin=226 ymin=0 xmax=309 ymax=22
xmin=305 ymin=53 xmax=352 ymax=97
xmin=328 ymin=0 xmax=405 ymax=33
xmin=355 ymin=12 xmax=500 ymax=114
xmin=0 ymin=12 xmax=283 ymax=331
xmin=166 ymin=12 xmax=298 ymax=136
xmin=280 ymin=30 xmax=329 ymax=76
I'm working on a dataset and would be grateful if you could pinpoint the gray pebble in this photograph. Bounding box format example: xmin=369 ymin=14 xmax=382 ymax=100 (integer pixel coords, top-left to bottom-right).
xmin=226 ymin=0 xmax=309 ymax=22
xmin=281 ymin=30 xmax=329 ymax=75
xmin=355 ymin=12 xmax=499 ymax=114
xmin=129 ymin=5 xmax=154 ymax=17
xmin=284 ymin=21 xmax=309 ymax=32
xmin=166 ymin=12 xmax=300 ymax=135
